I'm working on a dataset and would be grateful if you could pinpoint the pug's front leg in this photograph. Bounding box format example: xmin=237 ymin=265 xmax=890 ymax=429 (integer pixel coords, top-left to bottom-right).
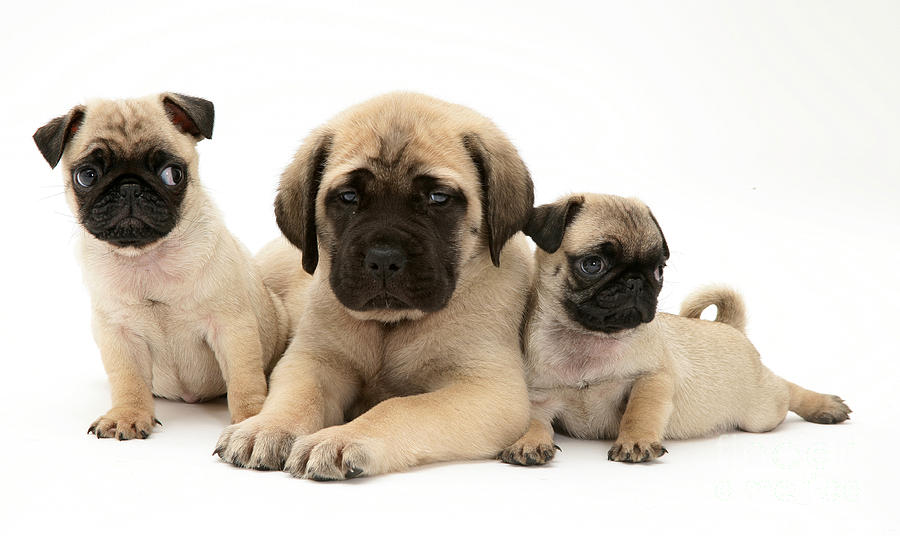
xmin=499 ymin=400 xmax=560 ymax=466
xmin=207 ymin=314 xmax=269 ymax=423
xmin=499 ymin=418 xmax=557 ymax=466
xmin=89 ymin=314 xmax=157 ymax=440
xmin=609 ymin=371 xmax=674 ymax=463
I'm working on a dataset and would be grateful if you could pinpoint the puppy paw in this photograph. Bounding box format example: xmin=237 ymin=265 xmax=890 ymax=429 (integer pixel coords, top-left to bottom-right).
xmin=806 ymin=395 xmax=852 ymax=424
xmin=213 ymin=415 xmax=297 ymax=470
xmin=498 ymin=438 xmax=558 ymax=466
xmin=228 ymin=394 xmax=267 ymax=424
xmin=284 ymin=427 xmax=375 ymax=481
xmin=88 ymin=407 xmax=158 ymax=440
xmin=608 ymin=439 xmax=667 ymax=463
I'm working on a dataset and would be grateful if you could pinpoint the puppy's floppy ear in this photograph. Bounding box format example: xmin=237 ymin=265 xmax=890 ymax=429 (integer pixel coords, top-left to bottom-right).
xmin=524 ymin=196 xmax=584 ymax=253
xmin=648 ymin=210 xmax=670 ymax=260
xmin=162 ymin=93 xmax=215 ymax=140
xmin=275 ymin=129 xmax=333 ymax=275
xmin=463 ymin=132 xmax=534 ymax=266
xmin=33 ymin=106 xmax=86 ymax=168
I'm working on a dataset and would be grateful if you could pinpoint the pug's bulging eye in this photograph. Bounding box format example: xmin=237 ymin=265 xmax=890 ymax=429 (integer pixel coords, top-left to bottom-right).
xmin=579 ymin=256 xmax=605 ymax=276
xmin=339 ymin=190 xmax=358 ymax=204
xmin=654 ymin=264 xmax=665 ymax=282
xmin=429 ymin=192 xmax=450 ymax=205
xmin=160 ymin=165 xmax=183 ymax=186
xmin=74 ymin=166 xmax=100 ymax=187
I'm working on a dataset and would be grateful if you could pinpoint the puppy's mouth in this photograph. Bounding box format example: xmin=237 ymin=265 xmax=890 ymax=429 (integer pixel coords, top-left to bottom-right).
xmin=570 ymin=304 xmax=654 ymax=333
xmin=360 ymin=292 xmax=412 ymax=311
xmin=92 ymin=215 xmax=169 ymax=248
xmin=328 ymin=238 xmax=456 ymax=316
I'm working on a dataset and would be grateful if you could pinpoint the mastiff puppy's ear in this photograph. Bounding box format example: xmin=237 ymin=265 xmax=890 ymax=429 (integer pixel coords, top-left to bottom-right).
xmin=274 ymin=129 xmax=334 ymax=275
xmin=33 ymin=105 xmax=86 ymax=168
xmin=524 ymin=195 xmax=585 ymax=254
xmin=463 ymin=132 xmax=534 ymax=266
xmin=162 ymin=93 xmax=215 ymax=140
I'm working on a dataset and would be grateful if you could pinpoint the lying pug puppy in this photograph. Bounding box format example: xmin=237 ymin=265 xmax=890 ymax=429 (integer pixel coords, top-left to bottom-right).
xmin=500 ymin=193 xmax=850 ymax=464
xmin=33 ymin=93 xmax=289 ymax=439
xmin=214 ymin=92 xmax=535 ymax=479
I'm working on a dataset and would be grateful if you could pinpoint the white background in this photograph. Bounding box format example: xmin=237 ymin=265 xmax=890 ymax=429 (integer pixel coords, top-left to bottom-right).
xmin=2 ymin=1 xmax=897 ymax=534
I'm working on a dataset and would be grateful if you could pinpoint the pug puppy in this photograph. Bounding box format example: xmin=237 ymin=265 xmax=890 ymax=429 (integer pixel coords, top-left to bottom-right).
xmin=214 ymin=92 xmax=535 ymax=479
xmin=33 ymin=93 xmax=289 ymax=439
xmin=500 ymin=193 xmax=850 ymax=464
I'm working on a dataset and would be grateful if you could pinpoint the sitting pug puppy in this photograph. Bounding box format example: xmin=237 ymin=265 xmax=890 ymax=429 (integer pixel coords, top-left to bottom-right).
xmin=214 ymin=92 xmax=535 ymax=479
xmin=33 ymin=93 xmax=289 ymax=439
xmin=500 ymin=193 xmax=850 ymax=464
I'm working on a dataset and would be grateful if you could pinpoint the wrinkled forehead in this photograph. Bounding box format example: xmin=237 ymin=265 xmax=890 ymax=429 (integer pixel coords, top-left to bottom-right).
xmin=67 ymin=99 xmax=182 ymax=162
xmin=321 ymin=124 xmax=479 ymax=197
xmin=565 ymin=201 xmax=663 ymax=257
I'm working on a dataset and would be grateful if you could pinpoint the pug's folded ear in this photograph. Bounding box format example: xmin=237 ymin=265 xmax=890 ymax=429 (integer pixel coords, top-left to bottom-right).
xmin=462 ymin=132 xmax=534 ymax=266
xmin=33 ymin=105 xmax=86 ymax=168
xmin=162 ymin=93 xmax=215 ymax=140
xmin=524 ymin=195 xmax=585 ymax=253
xmin=274 ymin=128 xmax=334 ymax=275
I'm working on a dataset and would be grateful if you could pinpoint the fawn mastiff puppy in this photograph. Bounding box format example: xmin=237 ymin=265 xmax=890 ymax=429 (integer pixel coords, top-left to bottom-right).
xmin=33 ymin=93 xmax=289 ymax=439
xmin=214 ymin=92 xmax=535 ymax=479
xmin=500 ymin=193 xmax=850 ymax=464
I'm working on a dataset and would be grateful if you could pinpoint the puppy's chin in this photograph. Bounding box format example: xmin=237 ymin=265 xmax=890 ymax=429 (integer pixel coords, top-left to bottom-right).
xmin=108 ymin=243 xmax=159 ymax=257
xmin=81 ymin=216 xmax=184 ymax=258
xmin=345 ymin=307 xmax=427 ymax=323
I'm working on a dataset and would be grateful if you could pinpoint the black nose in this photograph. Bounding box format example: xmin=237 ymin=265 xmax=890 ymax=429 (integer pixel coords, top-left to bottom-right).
xmin=624 ymin=276 xmax=644 ymax=292
xmin=365 ymin=245 xmax=407 ymax=280
xmin=118 ymin=182 xmax=143 ymax=200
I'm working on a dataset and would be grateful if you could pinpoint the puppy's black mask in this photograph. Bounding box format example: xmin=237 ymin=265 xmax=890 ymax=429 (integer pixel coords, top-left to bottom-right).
xmin=70 ymin=147 xmax=189 ymax=248
xmin=325 ymin=170 xmax=468 ymax=313
xmin=563 ymin=244 xmax=666 ymax=333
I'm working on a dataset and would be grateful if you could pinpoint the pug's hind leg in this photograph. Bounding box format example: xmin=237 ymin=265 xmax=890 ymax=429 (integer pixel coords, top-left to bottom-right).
xmin=738 ymin=369 xmax=791 ymax=433
xmin=609 ymin=372 xmax=674 ymax=463
xmin=499 ymin=417 xmax=558 ymax=466
xmin=787 ymin=381 xmax=851 ymax=425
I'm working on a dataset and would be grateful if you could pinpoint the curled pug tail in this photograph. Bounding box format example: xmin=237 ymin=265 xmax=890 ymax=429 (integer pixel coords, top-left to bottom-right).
xmin=679 ymin=285 xmax=747 ymax=333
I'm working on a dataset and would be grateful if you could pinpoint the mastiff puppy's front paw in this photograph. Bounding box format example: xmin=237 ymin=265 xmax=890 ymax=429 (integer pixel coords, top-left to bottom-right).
xmin=214 ymin=415 xmax=297 ymax=471
xmin=88 ymin=407 xmax=159 ymax=440
xmin=608 ymin=439 xmax=667 ymax=463
xmin=284 ymin=427 xmax=376 ymax=481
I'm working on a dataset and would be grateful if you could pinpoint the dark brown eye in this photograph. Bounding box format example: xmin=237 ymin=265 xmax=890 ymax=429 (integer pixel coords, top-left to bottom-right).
xmin=428 ymin=192 xmax=450 ymax=205
xmin=160 ymin=165 xmax=183 ymax=186
xmin=579 ymin=256 xmax=605 ymax=276
xmin=74 ymin=166 xmax=100 ymax=187
xmin=654 ymin=264 xmax=665 ymax=282
xmin=339 ymin=190 xmax=358 ymax=203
